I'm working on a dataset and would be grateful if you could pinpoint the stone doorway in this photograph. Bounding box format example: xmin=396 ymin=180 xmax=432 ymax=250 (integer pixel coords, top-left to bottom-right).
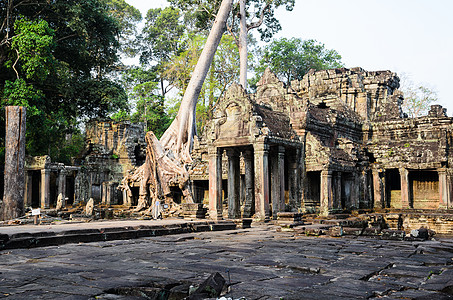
xmin=385 ymin=169 xmax=401 ymax=209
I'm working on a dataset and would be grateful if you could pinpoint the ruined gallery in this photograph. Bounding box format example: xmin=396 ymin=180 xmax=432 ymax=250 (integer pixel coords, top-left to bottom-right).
xmin=23 ymin=68 xmax=453 ymax=223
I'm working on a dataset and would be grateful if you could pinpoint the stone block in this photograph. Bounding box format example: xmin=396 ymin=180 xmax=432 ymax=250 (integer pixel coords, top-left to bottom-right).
xmin=381 ymin=229 xmax=406 ymax=240
xmin=328 ymin=226 xmax=343 ymax=237
xmin=362 ymin=227 xmax=381 ymax=236
xmin=343 ymin=227 xmax=363 ymax=236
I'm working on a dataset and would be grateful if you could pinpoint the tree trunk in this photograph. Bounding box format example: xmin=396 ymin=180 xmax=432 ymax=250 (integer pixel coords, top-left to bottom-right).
xmin=121 ymin=0 xmax=233 ymax=210
xmin=239 ymin=0 xmax=247 ymax=89
xmin=1 ymin=106 xmax=26 ymax=221
xmin=160 ymin=0 xmax=233 ymax=162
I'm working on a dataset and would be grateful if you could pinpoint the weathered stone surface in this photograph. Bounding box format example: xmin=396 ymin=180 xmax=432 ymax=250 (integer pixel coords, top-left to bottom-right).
xmin=1 ymin=225 xmax=453 ymax=299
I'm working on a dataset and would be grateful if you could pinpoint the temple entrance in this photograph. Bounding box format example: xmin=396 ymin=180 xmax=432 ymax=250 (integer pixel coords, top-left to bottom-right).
xmin=306 ymin=171 xmax=321 ymax=211
xmin=385 ymin=169 xmax=401 ymax=208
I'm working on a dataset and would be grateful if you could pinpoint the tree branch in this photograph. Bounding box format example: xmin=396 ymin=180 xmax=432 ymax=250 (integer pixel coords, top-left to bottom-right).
xmin=226 ymin=22 xmax=239 ymax=47
xmin=246 ymin=3 xmax=271 ymax=32
xmin=12 ymin=49 xmax=20 ymax=79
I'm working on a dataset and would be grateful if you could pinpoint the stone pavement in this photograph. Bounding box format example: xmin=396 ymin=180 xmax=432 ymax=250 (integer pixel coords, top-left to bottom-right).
xmin=0 ymin=219 xmax=237 ymax=250
xmin=0 ymin=224 xmax=453 ymax=299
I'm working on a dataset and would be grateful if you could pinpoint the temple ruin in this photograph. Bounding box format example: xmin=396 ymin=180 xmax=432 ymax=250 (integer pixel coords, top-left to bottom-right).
xmin=190 ymin=67 xmax=452 ymax=219
xmin=22 ymin=67 xmax=453 ymax=223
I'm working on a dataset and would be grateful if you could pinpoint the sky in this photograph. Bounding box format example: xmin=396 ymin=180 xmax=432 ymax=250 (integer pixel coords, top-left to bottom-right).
xmin=126 ymin=0 xmax=453 ymax=116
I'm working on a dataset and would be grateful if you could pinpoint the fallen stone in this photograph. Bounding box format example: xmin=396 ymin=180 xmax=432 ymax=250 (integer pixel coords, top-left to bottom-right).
xmin=343 ymin=227 xmax=363 ymax=236
xmin=56 ymin=193 xmax=64 ymax=211
xmin=362 ymin=227 xmax=381 ymax=236
xmin=381 ymin=229 xmax=405 ymax=240
xmin=188 ymin=272 xmax=226 ymax=299
xmin=411 ymin=228 xmax=436 ymax=240
xmin=85 ymin=198 xmax=94 ymax=216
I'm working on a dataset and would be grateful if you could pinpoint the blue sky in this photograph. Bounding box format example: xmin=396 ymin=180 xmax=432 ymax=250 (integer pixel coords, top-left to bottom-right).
xmin=127 ymin=0 xmax=453 ymax=116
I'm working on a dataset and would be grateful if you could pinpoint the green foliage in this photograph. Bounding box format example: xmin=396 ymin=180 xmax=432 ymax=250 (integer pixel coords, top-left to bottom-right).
xmin=163 ymin=34 xmax=240 ymax=133
xmin=0 ymin=0 xmax=131 ymax=163
xmin=9 ymin=19 xmax=55 ymax=81
xmin=168 ymin=0 xmax=295 ymax=42
xmin=103 ymin=0 xmax=142 ymax=55
xmin=121 ymin=66 xmax=173 ymax=138
xmin=251 ymin=38 xmax=344 ymax=88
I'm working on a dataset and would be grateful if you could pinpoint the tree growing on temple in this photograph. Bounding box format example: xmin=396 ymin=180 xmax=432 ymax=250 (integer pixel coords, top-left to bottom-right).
xmin=169 ymin=0 xmax=295 ymax=89
xmin=120 ymin=0 xmax=234 ymax=211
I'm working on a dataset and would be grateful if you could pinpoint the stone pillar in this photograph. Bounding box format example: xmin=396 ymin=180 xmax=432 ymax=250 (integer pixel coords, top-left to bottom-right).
xmin=271 ymin=146 xmax=285 ymax=218
xmin=447 ymin=171 xmax=453 ymax=209
xmin=102 ymin=182 xmax=109 ymax=206
xmin=254 ymin=143 xmax=270 ymax=220
xmin=2 ymin=106 xmax=26 ymax=221
xmin=438 ymin=169 xmax=449 ymax=209
xmin=40 ymin=169 xmax=50 ymax=209
xmin=243 ymin=150 xmax=254 ymax=217
xmin=320 ymin=169 xmax=333 ymax=216
xmin=361 ymin=170 xmax=370 ymax=209
xmin=288 ymin=148 xmax=300 ymax=211
xmin=208 ymin=148 xmax=223 ymax=220
xmin=58 ymin=170 xmax=67 ymax=207
xmin=226 ymin=149 xmax=240 ymax=219
xmin=122 ymin=189 xmax=130 ymax=206
xmin=400 ymin=168 xmax=410 ymax=209
xmin=351 ymin=172 xmax=361 ymax=209
xmin=334 ymin=172 xmax=342 ymax=210
xmin=372 ymin=169 xmax=383 ymax=209
xmin=24 ymin=172 xmax=33 ymax=207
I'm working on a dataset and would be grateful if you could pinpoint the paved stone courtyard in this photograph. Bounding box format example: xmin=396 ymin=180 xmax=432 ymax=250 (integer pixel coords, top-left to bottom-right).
xmin=1 ymin=225 xmax=453 ymax=299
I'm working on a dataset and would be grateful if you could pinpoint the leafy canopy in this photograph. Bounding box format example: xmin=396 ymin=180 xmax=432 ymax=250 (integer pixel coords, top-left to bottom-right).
xmin=251 ymin=37 xmax=344 ymax=88
xmin=0 ymin=0 xmax=132 ymax=163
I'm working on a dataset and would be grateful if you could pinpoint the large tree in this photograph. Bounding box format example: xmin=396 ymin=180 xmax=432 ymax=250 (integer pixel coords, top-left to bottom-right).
xmin=121 ymin=0 xmax=234 ymax=211
xmin=251 ymin=37 xmax=344 ymax=88
xmin=163 ymin=33 xmax=240 ymax=132
xmin=137 ymin=7 xmax=185 ymax=98
xmin=168 ymin=0 xmax=295 ymax=89
xmin=0 ymin=0 xmax=132 ymax=163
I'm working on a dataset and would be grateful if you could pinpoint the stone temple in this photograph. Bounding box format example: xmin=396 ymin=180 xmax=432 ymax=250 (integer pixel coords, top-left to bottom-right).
xmin=23 ymin=68 xmax=453 ymax=223
xmin=190 ymin=67 xmax=452 ymax=220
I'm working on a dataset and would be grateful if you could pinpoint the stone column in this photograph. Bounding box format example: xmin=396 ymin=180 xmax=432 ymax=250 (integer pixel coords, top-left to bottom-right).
xmin=360 ymin=170 xmax=370 ymax=209
xmin=288 ymin=148 xmax=300 ymax=211
xmin=400 ymin=168 xmax=410 ymax=209
xmin=102 ymin=182 xmax=109 ymax=206
xmin=243 ymin=150 xmax=254 ymax=217
xmin=40 ymin=169 xmax=50 ymax=209
xmin=320 ymin=169 xmax=333 ymax=216
xmin=254 ymin=143 xmax=270 ymax=220
xmin=208 ymin=148 xmax=223 ymax=220
xmin=122 ymin=189 xmax=130 ymax=206
xmin=226 ymin=149 xmax=240 ymax=219
xmin=372 ymin=169 xmax=383 ymax=209
xmin=438 ymin=169 xmax=449 ymax=209
xmin=24 ymin=172 xmax=33 ymax=207
xmin=447 ymin=171 xmax=453 ymax=209
xmin=2 ymin=106 xmax=26 ymax=221
xmin=351 ymin=172 xmax=361 ymax=209
xmin=334 ymin=172 xmax=342 ymax=210
xmin=58 ymin=169 xmax=67 ymax=207
xmin=271 ymin=146 xmax=285 ymax=218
